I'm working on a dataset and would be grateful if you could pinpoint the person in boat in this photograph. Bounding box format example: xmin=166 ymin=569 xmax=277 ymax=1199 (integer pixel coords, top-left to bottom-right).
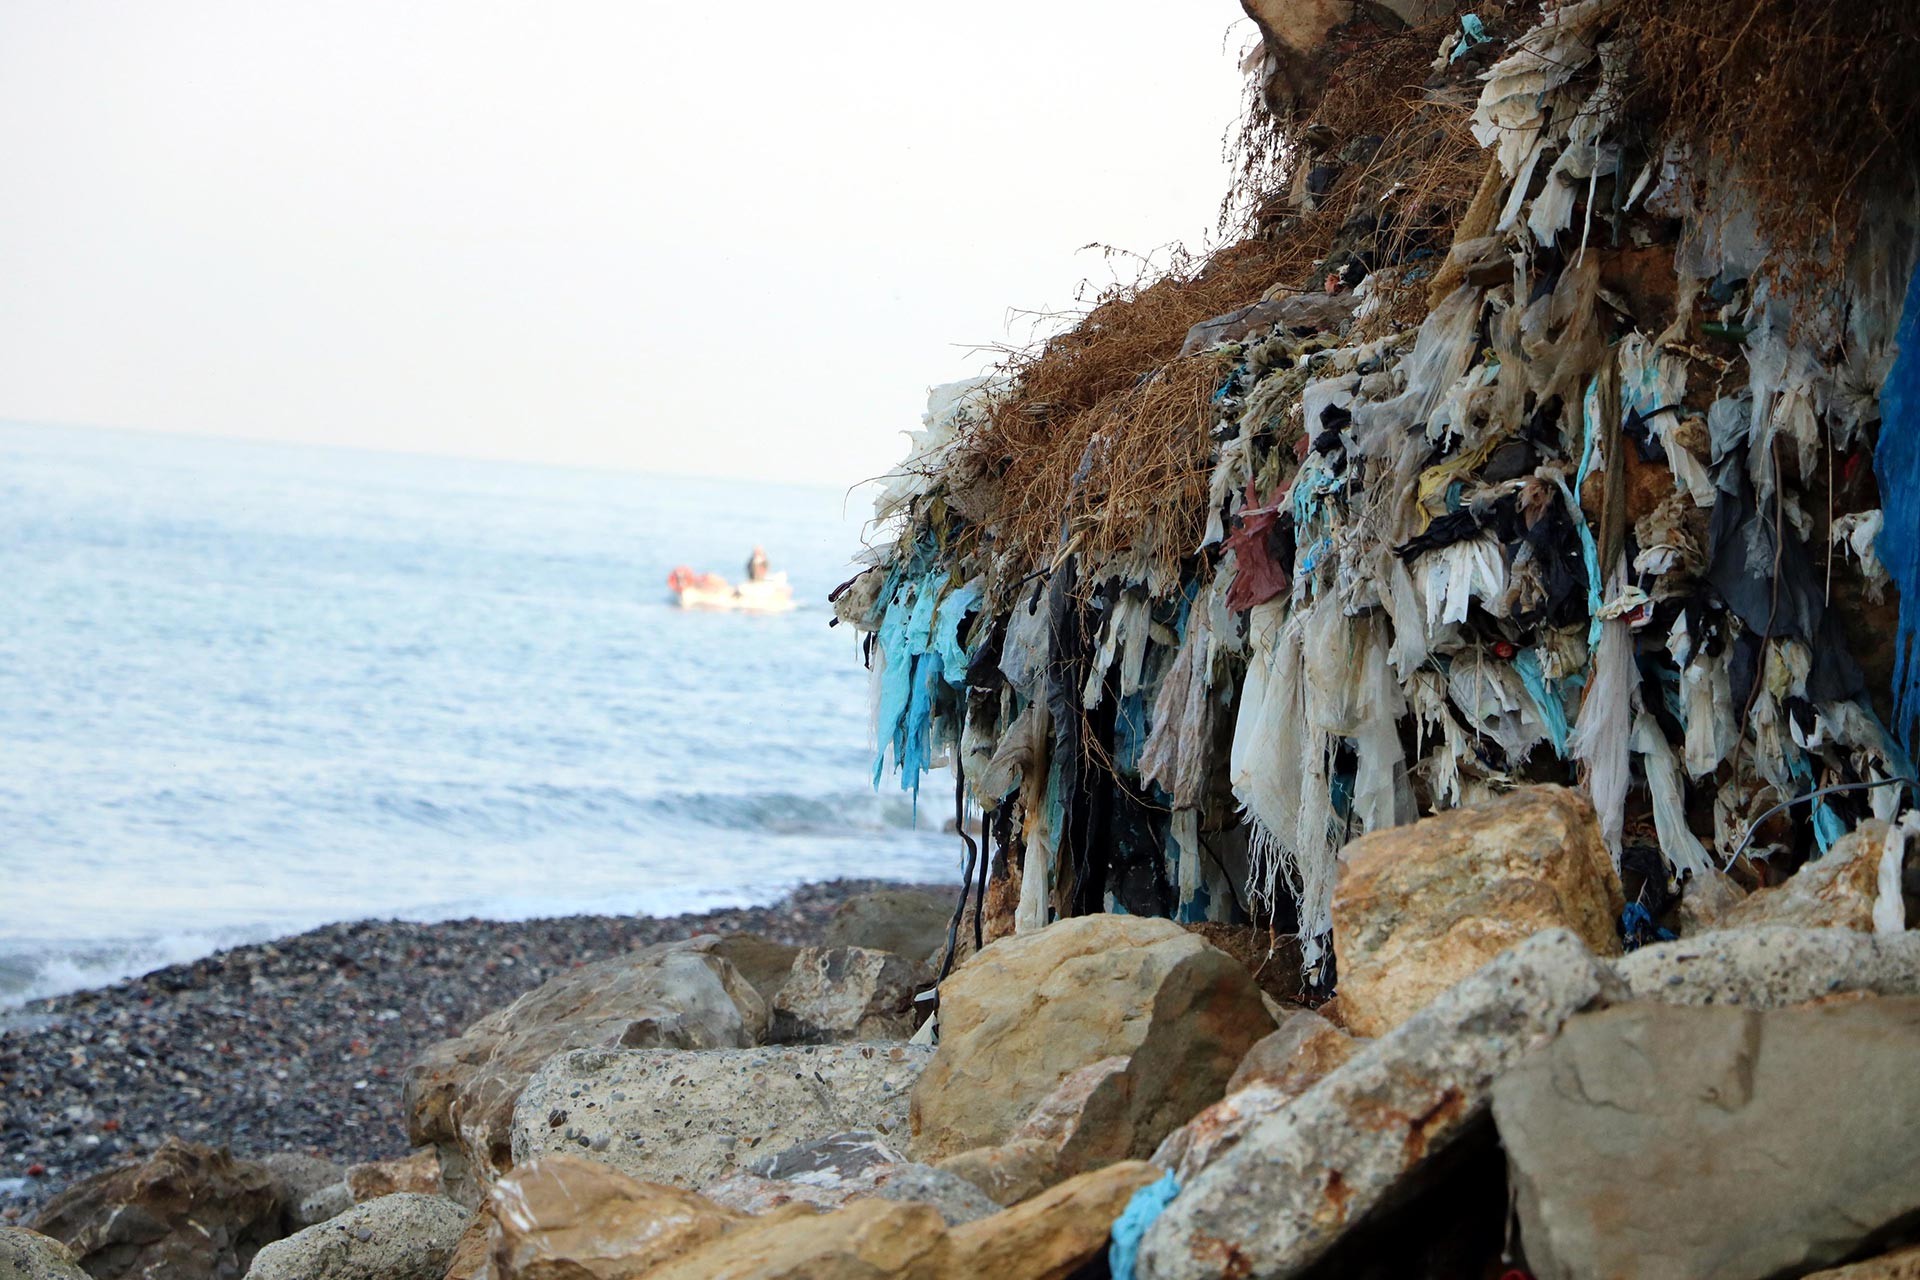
xmin=745 ymin=545 xmax=770 ymax=583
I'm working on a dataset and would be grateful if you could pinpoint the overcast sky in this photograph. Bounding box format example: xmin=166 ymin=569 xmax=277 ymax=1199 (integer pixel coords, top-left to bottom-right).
xmin=0 ymin=3 xmax=1251 ymax=487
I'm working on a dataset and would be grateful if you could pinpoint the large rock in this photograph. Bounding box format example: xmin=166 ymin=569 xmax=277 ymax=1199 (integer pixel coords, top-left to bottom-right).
xmin=935 ymin=1054 xmax=1141 ymax=1206
xmin=769 ymin=947 xmax=917 ymax=1044
xmin=944 ymin=1161 xmax=1160 ymax=1280
xmin=1137 ymin=928 xmax=1620 ymax=1280
xmin=909 ymin=914 xmax=1274 ymax=1163
xmin=403 ymin=936 xmax=768 ymax=1188
xmin=1330 ymin=785 xmax=1624 ymax=1037
xmin=822 ymin=888 xmax=955 ymax=971
xmin=706 ymin=1132 xmax=998 ymax=1226
xmin=483 ymin=1153 xmax=1153 ymax=1280
xmin=1493 ymin=998 xmax=1920 ymax=1280
xmin=1241 ymin=0 xmax=1454 ymax=118
xmin=1616 ymin=927 xmax=1920 ymax=1008
xmin=243 ymin=1193 xmax=467 ymax=1280
xmin=0 ymin=1227 xmax=88 ymax=1280
xmin=511 ymin=1044 xmax=931 ymax=1188
xmin=487 ymin=1156 xmax=741 ymax=1279
xmin=30 ymin=1139 xmax=284 ymax=1280
xmin=1718 ymin=821 xmax=1892 ymax=931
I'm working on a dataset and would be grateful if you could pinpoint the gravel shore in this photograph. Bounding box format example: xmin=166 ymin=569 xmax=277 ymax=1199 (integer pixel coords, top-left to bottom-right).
xmin=0 ymin=879 xmax=957 ymax=1221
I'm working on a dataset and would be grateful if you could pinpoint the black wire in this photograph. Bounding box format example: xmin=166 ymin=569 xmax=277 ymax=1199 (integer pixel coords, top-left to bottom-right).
xmin=1725 ymin=776 xmax=1919 ymax=868
xmin=937 ymin=761 xmax=980 ymax=986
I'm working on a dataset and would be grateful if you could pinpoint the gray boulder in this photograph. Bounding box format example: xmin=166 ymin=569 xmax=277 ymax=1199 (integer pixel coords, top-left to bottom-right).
xmin=1493 ymin=998 xmax=1920 ymax=1280
xmin=769 ymin=946 xmax=918 ymax=1043
xmin=402 ymin=935 xmax=767 ymax=1193
xmin=1137 ymin=928 xmax=1619 ymax=1280
xmin=243 ymin=1194 xmax=467 ymax=1280
xmin=1617 ymin=927 xmax=1920 ymax=1008
xmin=510 ymin=1043 xmax=932 ymax=1189
xmin=821 ymin=888 xmax=955 ymax=970
xmin=0 ymin=1227 xmax=89 ymax=1280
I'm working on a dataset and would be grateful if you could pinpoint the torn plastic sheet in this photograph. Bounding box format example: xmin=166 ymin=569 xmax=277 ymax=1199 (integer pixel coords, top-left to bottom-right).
xmin=1876 ymin=260 xmax=1920 ymax=748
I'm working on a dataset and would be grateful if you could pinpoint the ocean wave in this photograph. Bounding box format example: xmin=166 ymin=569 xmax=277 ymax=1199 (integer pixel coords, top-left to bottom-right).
xmin=0 ymin=929 xmax=260 ymax=1010
xmin=362 ymin=783 xmax=938 ymax=839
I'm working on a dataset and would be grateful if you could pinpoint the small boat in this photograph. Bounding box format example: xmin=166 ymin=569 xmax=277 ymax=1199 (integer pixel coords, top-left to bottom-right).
xmin=667 ymin=566 xmax=796 ymax=613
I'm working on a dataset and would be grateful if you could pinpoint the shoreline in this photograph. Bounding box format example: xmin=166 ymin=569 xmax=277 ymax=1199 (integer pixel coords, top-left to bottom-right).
xmin=0 ymin=878 xmax=957 ymax=1221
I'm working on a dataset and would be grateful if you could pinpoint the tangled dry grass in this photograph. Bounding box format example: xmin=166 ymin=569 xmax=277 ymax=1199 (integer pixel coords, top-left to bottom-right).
xmin=949 ymin=14 xmax=1488 ymax=596
xmin=1612 ymin=0 xmax=1920 ymax=286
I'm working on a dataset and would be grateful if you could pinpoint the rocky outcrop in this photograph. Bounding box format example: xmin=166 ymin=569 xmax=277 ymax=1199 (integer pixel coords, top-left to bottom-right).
xmin=243 ymin=1193 xmax=468 ymax=1280
xmin=1617 ymin=928 xmax=1920 ymax=1008
xmin=930 ymin=1056 xmax=1134 ymax=1206
xmin=1493 ymin=998 xmax=1920 ymax=1280
xmin=29 ymin=1139 xmax=284 ymax=1280
xmin=403 ymin=937 xmax=768 ymax=1190
xmin=344 ymin=1149 xmax=442 ymax=1202
xmin=909 ymin=915 xmax=1274 ymax=1163
xmin=706 ymin=1132 xmax=999 ymax=1225
xmin=1718 ymin=821 xmax=1894 ymax=932
xmin=1329 ymin=786 xmax=1624 ymax=1037
xmin=1136 ymin=928 xmax=1619 ymax=1279
xmin=487 ymin=1156 xmax=742 ymax=1279
xmin=821 ymin=888 xmax=955 ymax=972
xmin=769 ymin=946 xmax=918 ymax=1043
xmin=510 ymin=1044 xmax=931 ymax=1187
xmin=0 ymin=1227 xmax=89 ymax=1280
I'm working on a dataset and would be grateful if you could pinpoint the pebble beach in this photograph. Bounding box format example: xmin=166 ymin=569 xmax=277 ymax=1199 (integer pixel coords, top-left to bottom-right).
xmin=0 ymin=879 xmax=952 ymax=1221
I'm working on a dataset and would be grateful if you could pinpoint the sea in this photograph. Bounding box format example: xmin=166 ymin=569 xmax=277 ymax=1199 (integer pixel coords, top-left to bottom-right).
xmin=0 ymin=422 xmax=959 ymax=1007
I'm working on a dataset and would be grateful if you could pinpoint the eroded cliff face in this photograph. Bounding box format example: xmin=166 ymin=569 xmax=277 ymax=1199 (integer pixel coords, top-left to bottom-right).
xmin=1239 ymin=0 xmax=1454 ymax=119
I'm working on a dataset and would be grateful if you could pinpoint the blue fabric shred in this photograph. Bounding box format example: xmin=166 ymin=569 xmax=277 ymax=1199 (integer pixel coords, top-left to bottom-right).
xmin=1515 ymin=648 xmax=1571 ymax=758
xmin=1109 ymin=1172 xmax=1181 ymax=1280
xmin=930 ymin=581 xmax=981 ymax=685
xmin=1876 ymin=262 xmax=1920 ymax=749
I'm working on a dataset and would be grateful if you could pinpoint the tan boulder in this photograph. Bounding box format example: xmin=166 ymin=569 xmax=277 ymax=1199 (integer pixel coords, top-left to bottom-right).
xmin=403 ymin=937 xmax=768 ymax=1190
xmin=487 ymin=1156 xmax=742 ymax=1279
xmin=1240 ymin=0 xmax=1452 ymax=118
xmin=644 ymin=1199 xmax=951 ymax=1280
xmin=440 ymin=1204 xmax=493 ymax=1280
xmin=947 ymin=1161 xmax=1160 ymax=1280
xmin=933 ymin=1140 xmax=1059 ymax=1209
xmin=1330 ymin=785 xmax=1624 ymax=1037
xmin=908 ymin=914 xmax=1274 ymax=1162
xmin=1720 ymin=820 xmax=1890 ymax=932
xmin=346 ymin=1149 xmax=443 ymax=1202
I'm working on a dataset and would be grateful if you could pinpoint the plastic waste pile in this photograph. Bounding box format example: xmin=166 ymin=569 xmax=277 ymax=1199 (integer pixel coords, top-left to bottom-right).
xmin=835 ymin=0 xmax=1920 ymax=982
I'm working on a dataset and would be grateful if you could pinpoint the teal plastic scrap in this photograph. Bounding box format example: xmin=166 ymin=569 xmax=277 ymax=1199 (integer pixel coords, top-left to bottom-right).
xmin=1514 ymin=648 xmax=1570 ymax=758
xmin=1450 ymin=12 xmax=1490 ymax=61
xmin=1109 ymin=1171 xmax=1180 ymax=1280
